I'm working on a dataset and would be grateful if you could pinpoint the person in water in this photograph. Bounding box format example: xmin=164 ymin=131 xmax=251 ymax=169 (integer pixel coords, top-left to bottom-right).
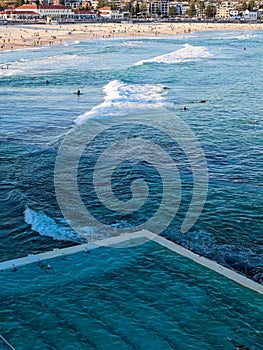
xmin=77 ymin=89 xmax=81 ymax=96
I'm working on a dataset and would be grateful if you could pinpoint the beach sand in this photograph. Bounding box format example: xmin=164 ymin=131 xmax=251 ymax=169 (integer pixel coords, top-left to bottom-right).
xmin=0 ymin=22 xmax=263 ymax=51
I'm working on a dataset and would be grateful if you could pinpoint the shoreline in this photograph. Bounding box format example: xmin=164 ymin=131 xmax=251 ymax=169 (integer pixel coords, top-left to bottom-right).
xmin=1 ymin=22 xmax=263 ymax=52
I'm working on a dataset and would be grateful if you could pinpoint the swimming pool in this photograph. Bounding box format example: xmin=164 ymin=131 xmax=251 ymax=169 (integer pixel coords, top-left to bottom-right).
xmin=0 ymin=239 xmax=262 ymax=350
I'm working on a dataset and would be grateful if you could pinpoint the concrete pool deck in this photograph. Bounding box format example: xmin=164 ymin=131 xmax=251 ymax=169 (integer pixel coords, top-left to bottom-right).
xmin=0 ymin=230 xmax=262 ymax=295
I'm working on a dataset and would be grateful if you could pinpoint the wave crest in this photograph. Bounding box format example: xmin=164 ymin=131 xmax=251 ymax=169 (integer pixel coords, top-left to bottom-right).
xmin=24 ymin=207 xmax=86 ymax=243
xmin=74 ymin=80 xmax=169 ymax=125
xmin=134 ymin=44 xmax=213 ymax=65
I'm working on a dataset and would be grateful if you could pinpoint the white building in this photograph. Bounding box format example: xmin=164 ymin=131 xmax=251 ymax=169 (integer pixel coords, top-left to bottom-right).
xmin=258 ymin=9 xmax=263 ymax=19
xmin=243 ymin=9 xmax=258 ymax=20
xmin=229 ymin=9 xmax=239 ymax=17
xmin=0 ymin=9 xmax=39 ymax=20
xmin=15 ymin=4 xmax=75 ymax=19
xmin=98 ymin=6 xmax=124 ymax=19
xmin=37 ymin=5 xmax=75 ymax=18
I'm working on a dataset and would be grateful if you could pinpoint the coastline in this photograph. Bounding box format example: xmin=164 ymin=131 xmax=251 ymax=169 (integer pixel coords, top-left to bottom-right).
xmin=1 ymin=22 xmax=262 ymax=288
xmin=1 ymin=21 xmax=263 ymax=52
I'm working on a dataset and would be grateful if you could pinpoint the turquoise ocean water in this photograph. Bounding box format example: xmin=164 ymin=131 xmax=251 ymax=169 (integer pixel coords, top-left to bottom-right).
xmin=0 ymin=28 xmax=262 ymax=349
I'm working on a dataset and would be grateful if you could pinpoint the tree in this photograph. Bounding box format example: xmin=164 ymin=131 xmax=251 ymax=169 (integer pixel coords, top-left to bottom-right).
xmin=241 ymin=1 xmax=247 ymax=11
xmin=187 ymin=1 xmax=196 ymax=17
xmin=248 ymin=1 xmax=255 ymax=10
xmin=169 ymin=6 xmax=177 ymax=17
xmin=85 ymin=3 xmax=92 ymax=10
xmin=135 ymin=1 xmax=140 ymax=15
xmin=97 ymin=0 xmax=109 ymax=8
xmin=111 ymin=1 xmax=117 ymax=10
xmin=199 ymin=1 xmax=205 ymax=10
xmin=205 ymin=3 xmax=216 ymax=18
xmin=16 ymin=0 xmax=25 ymax=7
xmin=129 ymin=1 xmax=135 ymax=16
xmin=0 ymin=0 xmax=7 ymax=9
xmin=198 ymin=1 xmax=205 ymax=17
xmin=140 ymin=2 xmax=148 ymax=16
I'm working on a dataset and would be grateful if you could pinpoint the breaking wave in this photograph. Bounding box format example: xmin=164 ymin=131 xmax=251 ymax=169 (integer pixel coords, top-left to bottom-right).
xmin=74 ymin=79 xmax=170 ymax=125
xmin=24 ymin=207 xmax=86 ymax=243
xmin=24 ymin=207 xmax=132 ymax=243
xmin=134 ymin=44 xmax=213 ymax=65
xmin=0 ymin=54 xmax=82 ymax=77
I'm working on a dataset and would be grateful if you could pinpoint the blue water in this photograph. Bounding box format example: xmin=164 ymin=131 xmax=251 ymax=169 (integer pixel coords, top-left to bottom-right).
xmin=0 ymin=28 xmax=263 ymax=349
xmin=0 ymin=241 xmax=263 ymax=350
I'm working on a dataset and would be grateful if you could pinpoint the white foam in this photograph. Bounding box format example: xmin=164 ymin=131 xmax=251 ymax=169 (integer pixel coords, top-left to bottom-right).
xmin=121 ymin=40 xmax=145 ymax=47
xmin=223 ymin=33 xmax=258 ymax=40
xmin=134 ymin=44 xmax=213 ymax=66
xmin=0 ymin=54 xmax=81 ymax=77
xmin=74 ymin=79 xmax=170 ymax=125
xmin=24 ymin=207 xmax=86 ymax=243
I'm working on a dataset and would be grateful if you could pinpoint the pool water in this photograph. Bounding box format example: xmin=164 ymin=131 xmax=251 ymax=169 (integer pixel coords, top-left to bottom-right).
xmin=0 ymin=241 xmax=262 ymax=350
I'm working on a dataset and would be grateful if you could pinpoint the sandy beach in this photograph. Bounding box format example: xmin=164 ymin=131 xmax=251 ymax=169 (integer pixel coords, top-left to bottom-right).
xmin=0 ymin=21 xmax=263 ymax=51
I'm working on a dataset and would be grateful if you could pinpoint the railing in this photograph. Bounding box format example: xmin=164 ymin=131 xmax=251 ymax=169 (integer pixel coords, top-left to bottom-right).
xmin=0 ymin=335 xmax=16 ymax=350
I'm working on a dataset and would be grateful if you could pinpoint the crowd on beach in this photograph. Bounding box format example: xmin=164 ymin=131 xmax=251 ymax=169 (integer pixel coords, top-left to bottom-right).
xmin=0 ymin=21 xmax=263 ymax=51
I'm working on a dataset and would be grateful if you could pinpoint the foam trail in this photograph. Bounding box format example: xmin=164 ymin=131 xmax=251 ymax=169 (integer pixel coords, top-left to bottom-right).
xmin=24 ymin=207 xmax=133 ymax=243
xmin=74 ymin=79 xmax=170 ymax=125
xmin=0 ymin=54 xmax=81 ymax=77
xmin=135 ymin=44 xmax=213 ymax=66
xmin=223 ymin=33 xmax=258 ymax=40
xmin=24 ymin=207 xmax=86 ymax=243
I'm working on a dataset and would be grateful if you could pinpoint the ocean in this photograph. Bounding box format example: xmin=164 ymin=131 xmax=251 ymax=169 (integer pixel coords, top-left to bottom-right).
xmin=0 ymin=29 xmax=262 ymax=349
